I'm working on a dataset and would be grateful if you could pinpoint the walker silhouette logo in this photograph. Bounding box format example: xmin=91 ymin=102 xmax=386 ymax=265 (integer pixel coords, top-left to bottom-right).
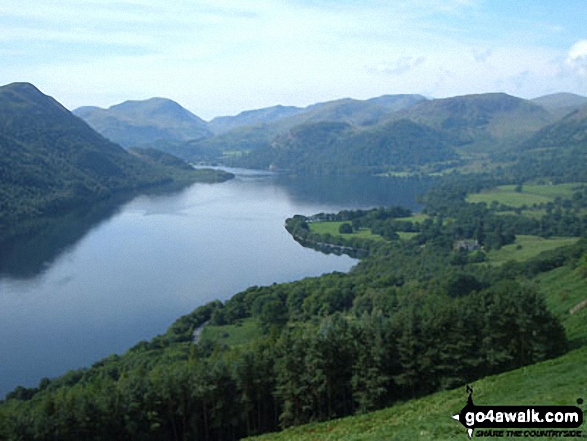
xmin=451 ymin=386 xmax=584 ymax=438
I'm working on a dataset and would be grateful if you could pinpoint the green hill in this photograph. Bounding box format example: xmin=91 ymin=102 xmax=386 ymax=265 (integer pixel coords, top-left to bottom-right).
xmin=232 ymin=118 xmax=457 ymax=174
xmin=219 ymin=93 xmax=553 ymax=174
xmin=532 ymin=93 xmax=587 ymax=119
xmin=504 ymin=106 xmax=587 ymax=183
xmin=391 ymin=93 xmax=554 ymax=152
xmin=522 ymin=106 xmax=587 ymax=150
xmin=74 ymin=97 xmax=212 ymax=148
xmin=0 ymin=82 xmax=231 ymax=235
xmin=183 ymin=94 xmax=426 ymax=162
xmin=208 ymin=94 xmax=426 ymax=136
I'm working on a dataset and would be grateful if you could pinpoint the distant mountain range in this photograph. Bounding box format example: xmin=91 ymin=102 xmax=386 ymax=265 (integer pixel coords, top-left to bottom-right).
xmin=206 ymin=94 xmax=426 ymax=135
xmin=0 ymin=83 xmax=231 ymax=234
xmin=71 ymin=90 xmax=587 ymax=175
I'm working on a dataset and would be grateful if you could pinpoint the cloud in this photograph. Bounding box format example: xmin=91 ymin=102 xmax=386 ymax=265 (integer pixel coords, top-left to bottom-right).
xmin=368 ymin=56 xmax=426 ymax=76
xmin=2 ymin=0 xmax=585 ymax=117
xmin=567 ymin=40 xmax=587 ymax=76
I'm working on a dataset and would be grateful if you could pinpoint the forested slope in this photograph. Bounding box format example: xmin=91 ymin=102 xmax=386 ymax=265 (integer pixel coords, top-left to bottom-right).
xmin=0 ymin=82 xmax=232 ymax=235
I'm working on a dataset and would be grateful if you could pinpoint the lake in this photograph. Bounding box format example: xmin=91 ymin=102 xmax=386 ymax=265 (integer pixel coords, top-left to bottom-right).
xmin=0 ymin=169 xmax=429 ymax=397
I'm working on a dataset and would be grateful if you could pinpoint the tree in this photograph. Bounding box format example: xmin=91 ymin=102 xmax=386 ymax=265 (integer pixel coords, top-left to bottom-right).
xmin=338 ymin=223 xmax=353 ymax=234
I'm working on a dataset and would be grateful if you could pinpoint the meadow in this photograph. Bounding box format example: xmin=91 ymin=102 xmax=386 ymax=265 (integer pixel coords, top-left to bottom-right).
xmin=466 ymin=183 xmax=585 ymax=208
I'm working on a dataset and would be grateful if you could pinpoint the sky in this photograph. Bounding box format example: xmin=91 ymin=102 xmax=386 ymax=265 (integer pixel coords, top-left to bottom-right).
xmin=1 ymin=0 xmax=587 ymax=120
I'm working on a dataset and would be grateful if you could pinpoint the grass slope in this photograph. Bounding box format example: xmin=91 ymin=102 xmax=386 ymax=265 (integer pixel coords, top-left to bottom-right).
xmin=536 ymin=265 xmax=587 ymax=348
xmin=248 ymin=346 xmax=587 ymax=441
xmin=200 ymin=318 xmax=263 ymax=347
xmin=484 ymin=236 xmax=579 ymax=265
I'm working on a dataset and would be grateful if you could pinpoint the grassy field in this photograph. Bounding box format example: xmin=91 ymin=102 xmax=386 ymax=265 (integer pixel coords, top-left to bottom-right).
xmin=397 ymin=231 xmax=419 ymax=240
xmin=308 ymin=222 xmax=386 ymax=241
xmin=309 ymin=220 xmax=424 ymax=242
xmin=248 ymin=346 xmax=587 ymax=441
xmin=495 ymin=209 xmax=546 ymax=219
xmin=484 ymin=235 xmax=579 ymax=265
xmin=395 ymin=213 xmax=430 ymax=224
xmin=467 ymin=190 xmax=551 ymax=207
xmin=200 ymin=318 xmax=262 ymax=348
xmin=516 ymin=183 xmax=584 ymax=198
xmin=466 ymin=183 xmax=585 ymax=208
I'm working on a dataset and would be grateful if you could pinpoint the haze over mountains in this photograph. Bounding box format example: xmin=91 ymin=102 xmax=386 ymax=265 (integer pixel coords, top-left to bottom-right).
xmin=73 ymin=90 xmax=587 ymax=175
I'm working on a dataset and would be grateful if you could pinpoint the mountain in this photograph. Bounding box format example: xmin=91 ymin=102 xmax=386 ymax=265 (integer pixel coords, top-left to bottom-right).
xmin=183 ymin=94 xmax=427 ymax=161
xmin=365 ymin=93 xmax=427 ymax=111
xmin=532 ymin=92 xmax=587 ymax=118
xmin=207 ymin=94 xmax=427 ymax=136
xmin=389 ymin=93 xmax=554 ymax=152
xmin=74 ymin=98 xmax=212 ymax=148
xmin=278 ymin=94 xmax=426 ymax=129
xmin=233 ymin=118 xmax=457 ymax=174
xmin=225 ymin=93 xmax=558 ymax=174
xmin=208 ymin=105 xmax=305 ymax=134
xmin=521 ymin=105 xmax=587 ymax=150
xmin=0 ymin=83 xmax=231 ymax=233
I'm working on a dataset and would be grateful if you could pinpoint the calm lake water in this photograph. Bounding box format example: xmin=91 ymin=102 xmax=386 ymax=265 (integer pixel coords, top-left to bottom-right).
xmin=0 ymin=169 xmax=429 ymax=397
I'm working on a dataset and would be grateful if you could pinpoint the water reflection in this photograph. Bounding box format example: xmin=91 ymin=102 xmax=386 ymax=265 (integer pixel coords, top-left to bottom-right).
xmin=0 ymin=196 xmax=130 ymax=279
xmin=275 ymin=173 xmax=430 ymax=210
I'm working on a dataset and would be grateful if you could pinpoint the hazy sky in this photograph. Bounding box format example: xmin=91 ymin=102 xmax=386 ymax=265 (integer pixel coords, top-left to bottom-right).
xmin=2 ymin=0 xmax=587 ymax=119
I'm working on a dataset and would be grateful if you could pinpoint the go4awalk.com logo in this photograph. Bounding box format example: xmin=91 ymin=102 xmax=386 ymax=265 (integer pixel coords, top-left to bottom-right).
xmin=452 ymin=386 xmax=584 ymax=438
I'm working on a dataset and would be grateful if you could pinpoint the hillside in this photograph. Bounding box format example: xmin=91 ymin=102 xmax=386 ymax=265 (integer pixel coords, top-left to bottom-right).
xmin=208 ymin=94 xmax=426 ymax=136
xmin=522 ymin=106 xmax=587 ymax=150
xmin=0 ymin=82 xmax=231 ymax=234
xmin=219 ymin=93 xmax=556 ymax=174
xmin=248 ymin=346 xmax=587 ymax=441
xmin=208 ymin=105 xmax=305 ymax=134
xmin=231 ymin=118 xmax=457 ymax=174
xmin=183 ymin=94 xmax=426 ymax=162
xmin=532 ymin=92 xmax=587 ymax=119
xmin=74 ymin=97 xmax=211 ymax=148
xmin=390 ymin=93 xmax=554 ymax=152
xmin=502 ymin=106 xmax=587 ymax=183
xmin=366 ymin=93 xmax=427 ymax=111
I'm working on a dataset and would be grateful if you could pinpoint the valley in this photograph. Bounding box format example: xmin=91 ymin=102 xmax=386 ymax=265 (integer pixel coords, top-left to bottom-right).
xmin=0 ymin=82 xmax=586 ymax=440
